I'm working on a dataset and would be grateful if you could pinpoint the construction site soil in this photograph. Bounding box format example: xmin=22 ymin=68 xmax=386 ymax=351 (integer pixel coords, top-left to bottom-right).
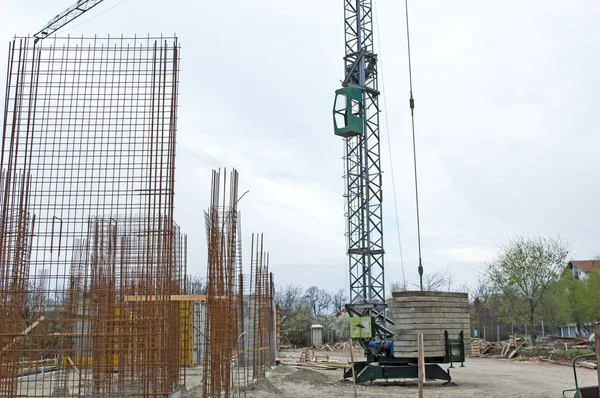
xmin=183 ymin=348 xmax=598 ymax=397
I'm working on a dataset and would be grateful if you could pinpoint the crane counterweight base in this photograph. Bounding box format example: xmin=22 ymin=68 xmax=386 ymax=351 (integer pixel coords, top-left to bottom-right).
xmin=343 ymin=361 xmax=454 ymax=385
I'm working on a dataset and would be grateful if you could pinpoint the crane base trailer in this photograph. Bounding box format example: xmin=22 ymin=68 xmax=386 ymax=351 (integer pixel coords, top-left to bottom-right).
xmin=343 ymin=329 xmax=466 ymax=384
xmin=344 ymin=291 xmax=469 ymax=384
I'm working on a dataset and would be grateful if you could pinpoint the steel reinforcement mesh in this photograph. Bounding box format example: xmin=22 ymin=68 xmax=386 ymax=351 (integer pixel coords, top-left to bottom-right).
xmin=0 ymin=35 xmax=185 ymax=397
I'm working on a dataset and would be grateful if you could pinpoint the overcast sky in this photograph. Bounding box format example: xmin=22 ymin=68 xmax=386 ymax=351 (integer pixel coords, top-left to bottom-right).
xmin=1 ymin=0 xmax=599 ymax=295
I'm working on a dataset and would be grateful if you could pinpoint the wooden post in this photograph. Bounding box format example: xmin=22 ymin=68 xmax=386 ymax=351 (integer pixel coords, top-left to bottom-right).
xmin=418 ymin=333 xmax=425 ymax=398
xmin=594 ymin=324 xmax=599 ymax=397
xmin=349 ymin=339 xmax=358 ymax=398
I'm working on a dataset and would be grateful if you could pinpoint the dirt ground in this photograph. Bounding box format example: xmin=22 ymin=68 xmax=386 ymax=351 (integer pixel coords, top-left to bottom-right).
xmin=184 ymin=349 xmax=599 ymax=397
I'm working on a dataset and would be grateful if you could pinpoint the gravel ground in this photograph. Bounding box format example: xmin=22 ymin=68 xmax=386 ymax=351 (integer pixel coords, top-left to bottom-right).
xmin=183 ymin=349 xmax=599 ymax=397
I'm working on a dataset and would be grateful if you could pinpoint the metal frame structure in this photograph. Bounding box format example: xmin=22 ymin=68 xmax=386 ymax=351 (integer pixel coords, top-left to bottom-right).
xmin=337 ymin=0 xmax=387 ymax=326
xmin=0 ymin=35 xmax=185 ymax=398
xmin=335 ymin=2 xmax=469 ymax=384
xmin=34 ymin=0 xmax=107 ymax=43
xmin=201 ymin=170 xmax=277 ymax=397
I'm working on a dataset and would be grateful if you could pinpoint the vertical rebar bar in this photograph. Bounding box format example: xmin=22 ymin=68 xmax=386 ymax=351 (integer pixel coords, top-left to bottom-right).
xmin=0 ymin=36 xmax=183 ymax=398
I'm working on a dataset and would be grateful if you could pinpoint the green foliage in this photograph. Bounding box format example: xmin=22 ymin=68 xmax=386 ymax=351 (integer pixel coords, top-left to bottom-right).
xmin=546 ymin=270 xmax=600 ymax=334
xmin=315 ymin=313 xmax=350 ymax=342
xmin=280 ymin=305 xmax=312 ymax=347
xmin=276 ymin=283 xmax=345 ymax=347
xmin=485 ymin=234 xmax=570 ymax=344
xmin=586 ymin=270 xmax=600 ymax=321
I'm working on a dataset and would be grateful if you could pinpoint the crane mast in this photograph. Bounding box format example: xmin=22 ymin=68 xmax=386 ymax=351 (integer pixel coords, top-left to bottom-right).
xmin=334 ymin=1 xmax=386 ymax=326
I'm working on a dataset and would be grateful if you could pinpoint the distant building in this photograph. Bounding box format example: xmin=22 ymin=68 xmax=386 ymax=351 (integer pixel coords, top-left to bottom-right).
xmin=558 ymin=323 xmax=579 ymax=338
xmin=556 ymin=260 xmax=600 ymax=337
xmin=565 ymin=260 xmax=600 ymax=280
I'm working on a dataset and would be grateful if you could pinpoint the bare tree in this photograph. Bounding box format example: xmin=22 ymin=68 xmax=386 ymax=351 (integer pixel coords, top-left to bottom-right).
xmin=486 ymin=234 xmax=570 ymax=345
xmin=187 ymin=274 xmax=207 ymax=294
xmin=410 ymin=269 xmax=453 ymax=291
xmin=389 ymin=280 xmax=408 ymax=293
xmin=303 ymin=286 xmax=332 ymax=318
xmin=275 ymin=283 xmax=303 ymax=313
xmin=331 ymin=289 xmax=348 ymax=315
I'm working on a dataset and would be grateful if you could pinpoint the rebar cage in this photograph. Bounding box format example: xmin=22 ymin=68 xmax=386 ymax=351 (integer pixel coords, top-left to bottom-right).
xmin=0 ymin=35 xmax=186 ymax=397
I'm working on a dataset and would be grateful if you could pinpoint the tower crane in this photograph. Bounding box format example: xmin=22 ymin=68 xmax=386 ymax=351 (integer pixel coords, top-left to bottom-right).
xmin=333 ymin=0 xmax=396 ymax=371
xmin=33 ymin=0 xmax=106 ymax=43
xmin=334 ymin=1 xmax=469 ymax=384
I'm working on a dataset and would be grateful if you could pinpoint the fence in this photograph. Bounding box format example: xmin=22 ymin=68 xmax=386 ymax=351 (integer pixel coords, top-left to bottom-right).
xmin=472 ymin=321 xmax=562 ymax=342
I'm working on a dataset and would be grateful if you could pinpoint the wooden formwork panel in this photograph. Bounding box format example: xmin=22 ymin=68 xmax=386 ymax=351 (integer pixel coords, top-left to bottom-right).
xmin=390 ymin=291 xmax=470 ymax=358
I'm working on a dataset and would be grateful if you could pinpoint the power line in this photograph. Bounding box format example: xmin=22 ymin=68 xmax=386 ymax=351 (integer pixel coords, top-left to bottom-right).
xmin=60 ymin=0 xmax=129 ymax=34
xmin=403 ymin=0 xmax=425 ymax=291
xmin=373 ymin=5 xmax=406 ymax=290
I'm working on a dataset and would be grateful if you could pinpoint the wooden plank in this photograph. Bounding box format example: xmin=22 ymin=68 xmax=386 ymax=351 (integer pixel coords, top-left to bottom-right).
xmin=393 ymin=323 xmax=470 ymax=330
xmin=470 ymin=342 xmax=480 ymax=356
xmin=66 ymin=356 xmax=81 ymax=376
xmin=391 ymin=301 xmax=469 ymax=308
xmin=392 ymin=295 xmax=468 ymax=303
xmin=394 ymin=342 xmax=447 ymax=350
xmin=507 ymin=341 xmax=526 ymax=359
xmin=390 ymin=306 xmax=468 ymax=314
xmin=393 ymin=326 xmax=470 ymax=333
xmin=392 ymin=291 xmax=468 ymax=299
xmin=391 ymin=312 xmax=470 ymax=320
xmin=393 ymin=333 xmax=467 ymax=341
xmin=392 ymin=296 xmax=468 ymax=302
xmin=391 ymin=319 xmax=470 ymax=326
xmin=393 ymin=321 xmax=470 ymax=327
xmin=393 ymin=326 xmax=468 ymax=332
xmin=395 ymin=350 xmax=446 ymax=357
xmin=2 ymin=316 xmax=45 ymax=352
xmin=124 ymin=294 xmax=207 ymax=302
xmin=349 ymin=338 xmax=358 ymax=398
xmin=392 ymin=300 xmax=468 ymax=306
xmin=418 ymin=333 xmax=425 ymax=397
xmin=392 ymin=311 xmax=469 ymax=318
xmin=123 ymin=294 xmax=237 ymax=302
xmin=392 ymin=333 xmax=446 ymax=341
xmin=394 ymin=336 xmax=466 ymax=344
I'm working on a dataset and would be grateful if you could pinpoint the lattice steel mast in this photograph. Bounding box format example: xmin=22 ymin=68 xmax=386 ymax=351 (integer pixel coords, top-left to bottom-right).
xmin=33 ymin=0 xmax=106 ymax=43
xmin=333 ymin=0 xmax=386 ymax=324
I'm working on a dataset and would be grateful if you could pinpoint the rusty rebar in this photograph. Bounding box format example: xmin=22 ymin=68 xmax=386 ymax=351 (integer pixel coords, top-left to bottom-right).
xmin=0 ymin=36 xmax=184 ymax=398
xmin=203 ymin=169 xmax=240 ymax=398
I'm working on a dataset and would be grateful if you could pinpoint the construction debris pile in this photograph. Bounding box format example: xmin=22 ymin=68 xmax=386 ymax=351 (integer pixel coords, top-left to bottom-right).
xmin=471 ymin=335 xmax=596 ymax=366
xmin=311 ymin=341 xmax=362 ymax=352
xmin=0 ymin=36 xmax=186 ymax=397
xmin=471 ymin=337 xmax=527 ymax=358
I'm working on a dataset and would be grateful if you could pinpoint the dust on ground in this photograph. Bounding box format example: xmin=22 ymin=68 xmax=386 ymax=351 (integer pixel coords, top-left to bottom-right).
xmin=184 ymin=348 xmax=599 ymax=397
xmin=282 ymin=368 xmax=333 ymax=386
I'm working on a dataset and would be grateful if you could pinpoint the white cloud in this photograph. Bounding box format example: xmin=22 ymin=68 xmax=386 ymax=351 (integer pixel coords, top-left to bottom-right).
xmin=1 ymin=0 xmax=599 ymax=294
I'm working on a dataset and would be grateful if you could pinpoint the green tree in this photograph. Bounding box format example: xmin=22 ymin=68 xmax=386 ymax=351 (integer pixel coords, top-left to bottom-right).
xmin=280 ymin=305 xmax=312 ymax=346
xmin=559 ymin=276 xmax=593 ymax=335
xmin=485 ymin=234 xmax=570 ymax=344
